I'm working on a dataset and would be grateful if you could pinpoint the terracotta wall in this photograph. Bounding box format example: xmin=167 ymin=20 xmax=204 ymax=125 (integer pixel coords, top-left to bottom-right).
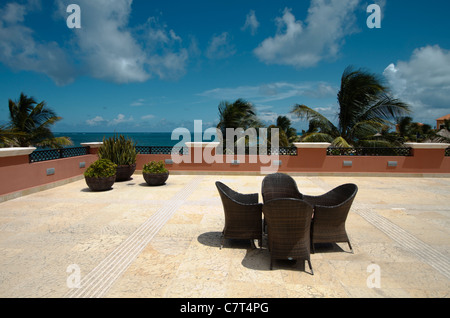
xmin=0 ymin=153 xmax=97 ymax=197
xmin=136 ymin=146 xmax=450 ymax=175
xmin=1 ymin=144 xmax=449 ymax=199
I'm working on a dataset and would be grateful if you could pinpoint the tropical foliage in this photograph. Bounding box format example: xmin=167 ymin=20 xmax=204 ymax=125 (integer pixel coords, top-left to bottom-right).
xmin=84 ymin=159 xmax=117 ymax=178
xmin=143 ymin=160 xmax=168 ymax=174
xmin=216 ymin=98 xmax=262 ymax=140
xmin=2 ymin=93 xmax=72 ymax=148
xmin=98 ymin=134 xmax=137 ymax=166
xmin=292 ymin=66 xmax=411 ymax=147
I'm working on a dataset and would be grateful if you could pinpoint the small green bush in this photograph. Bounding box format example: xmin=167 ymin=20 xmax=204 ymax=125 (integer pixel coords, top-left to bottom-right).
xmin=143 ymin=160 xmax=168 ymax=174
xmin=84 ymin=159 xmax=117 ymax=178
xmin=98 ymin=134 xmax=137 ymax=166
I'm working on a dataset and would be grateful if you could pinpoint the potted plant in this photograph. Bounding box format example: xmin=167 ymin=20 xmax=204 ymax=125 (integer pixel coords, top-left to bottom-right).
xmin=98 ymin=134 xmax=137 ymax=181
xmin=142 ymin=160 xmax=169 ymax=186
xmin=84 ymin=159 xmax=117 ymax=191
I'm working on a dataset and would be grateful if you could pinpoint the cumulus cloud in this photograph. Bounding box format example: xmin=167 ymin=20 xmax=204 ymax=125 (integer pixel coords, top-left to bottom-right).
xmin=206 ymin=32 xmax=236 ymax=59
xmin=0 ymin=1 xmax=77 ymax=85
xmin=383 ymin=45 xmax=450 ymax=123
xmin=86 ymin=116 xmax=107 ymax=126
xmin=254 ymin=0 xmax=360 ymax=68
xmin=242 ymin=10 xmax=259 ymax=35
xmin=0 ymin=0 xmax=191 ymax=85
xmin=86 ymin=114 xmax=134 ymax=126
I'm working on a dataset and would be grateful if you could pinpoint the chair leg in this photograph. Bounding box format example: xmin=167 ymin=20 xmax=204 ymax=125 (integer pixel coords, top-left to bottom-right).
xmin=348 ymin=241 xmax=353 ymax=253
xmin=270 ymin=259 xmax=273 ymax=270
xmin=307 ymin=260 xmax=314 ymax=275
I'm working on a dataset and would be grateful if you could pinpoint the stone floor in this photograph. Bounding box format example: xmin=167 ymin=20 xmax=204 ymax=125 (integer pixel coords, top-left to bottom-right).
xmin=0 ymin=173 xmax=449 ymax=299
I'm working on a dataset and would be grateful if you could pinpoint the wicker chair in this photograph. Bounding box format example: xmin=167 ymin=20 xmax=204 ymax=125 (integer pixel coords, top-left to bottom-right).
xmin=303 ymin=184 xmax=358 ymax=253
xmin=215 ymin=181 xmax=263 ymax=249
xmin=263 ymin=198 xmax=314 ymax=274
xmin=261 ymin=173 xmax=303 ymax=202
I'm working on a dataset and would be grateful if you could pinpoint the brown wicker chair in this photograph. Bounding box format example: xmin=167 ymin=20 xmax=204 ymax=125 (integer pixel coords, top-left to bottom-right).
xmin=263 ymin=198 xmax=314 ymax=274
xmin=303 ymin=184 xmax=358 ymax=253
xmin=215 ymin=181 xmax=263 ymax=249
xmin=261 ymin=173 xmax=303 ymax=202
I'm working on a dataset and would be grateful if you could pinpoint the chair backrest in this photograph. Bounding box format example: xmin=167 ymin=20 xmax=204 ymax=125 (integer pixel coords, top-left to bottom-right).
xmin=317 ymin=183 xmax=358 ymax=208
xmin=215 ymin=181 xmax=258 ymax=205
xmin=263 ymin=198 xmax=313 ymax=259
xmin=261 ymin=173 xmax=303 ymax=203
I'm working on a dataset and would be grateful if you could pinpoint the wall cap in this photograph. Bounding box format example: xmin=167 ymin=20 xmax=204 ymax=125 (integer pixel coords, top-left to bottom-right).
xmin=80 ymin=142 xmax=103 ymax=148
xmin=0 ymin=147 xmax=36 ymax=158
xmin=185 ymin=142 xmax=220 ymax=148
xmin=293 ymin=142 xmax=331 ymax=149
xmin=404 ymin=143 xmax=450 ymax=149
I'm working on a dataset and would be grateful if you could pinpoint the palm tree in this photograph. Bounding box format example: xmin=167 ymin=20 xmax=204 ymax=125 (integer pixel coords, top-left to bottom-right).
xmin=276 ymin=115 xmax=299 ymax=144
xmin=6 ymin=93 xmax=72 ymax=148
xmin=292 ymin=66 xmax=411 ymax=147
xmin=217 ymin=98 xmax=262 ymax=141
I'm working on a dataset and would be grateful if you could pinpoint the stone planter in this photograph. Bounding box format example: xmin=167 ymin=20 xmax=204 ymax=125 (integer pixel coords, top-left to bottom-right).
xmin=115 ymin=164 xmax=136 ymax=182
xmin=85 ymin=175 xmax=116 ymax=192
xmin=143 ymin=172 xmax=169 ymax=186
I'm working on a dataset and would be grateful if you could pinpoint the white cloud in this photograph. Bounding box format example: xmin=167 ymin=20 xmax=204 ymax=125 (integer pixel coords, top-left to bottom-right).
xmin=383 ymin=45 xmax=450 ymax=123
xmin=254 ymin=0 xmax=360 ymax=68
xmin=86 ymin=114 xmax=134 ymax=126
xmin=131 ymin=99 xmax=146 ymax=107
xmin=141 ymin=114 xmax=155 ymax=120
xmin=86 ymin=116 xmax=107 ymax=126
xmin=110 ymin=114 xmax=134 ymax=125
xmin=242 ymin=10 xmax=259 ymax=35
xmin=0 ymin=0 xmax=190 ymax=85
xmin=198 ymin=81 xmax=337 ymax=103
xmin=206 ymin=32 xmax=236 ymax=60
xmin=0 ymin=1 xmax=76 ymax=85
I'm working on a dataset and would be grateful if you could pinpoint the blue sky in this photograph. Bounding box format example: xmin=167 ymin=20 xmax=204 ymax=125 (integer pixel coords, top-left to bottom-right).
xmin=0 ymin=0 xmax=449 ymax=133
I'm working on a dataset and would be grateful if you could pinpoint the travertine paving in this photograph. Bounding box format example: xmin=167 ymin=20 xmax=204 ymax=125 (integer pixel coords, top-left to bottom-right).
xmin=0 ymin=173 xmax=449 ymax=298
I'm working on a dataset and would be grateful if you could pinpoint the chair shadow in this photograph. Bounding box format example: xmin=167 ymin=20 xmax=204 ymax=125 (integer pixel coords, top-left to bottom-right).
xmin=312 ymin=243 xmax=351 ymax=254
xmin=197 ymin=231 xmax=256 ymax=250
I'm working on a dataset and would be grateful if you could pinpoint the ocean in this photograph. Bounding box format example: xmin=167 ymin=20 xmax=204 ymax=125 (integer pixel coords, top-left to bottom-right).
xmin=54 ymin=132 xmax=209 ymax=147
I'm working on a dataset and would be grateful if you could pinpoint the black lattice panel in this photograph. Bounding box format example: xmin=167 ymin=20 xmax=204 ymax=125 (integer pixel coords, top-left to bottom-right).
xmin=327 ymin=147 xmax=412 ymax=157
xmin=61 ymin=147 xmax=88 ymax=158
xmin=29 ymin=147 xmax=89 ymax=163
xmin=136 ymin=146 xmax=187 ymax=155
xmin=446 ymin=148 xmax=450 ymax=157
xmin=29 ymin=149 xmax=61 ymax=163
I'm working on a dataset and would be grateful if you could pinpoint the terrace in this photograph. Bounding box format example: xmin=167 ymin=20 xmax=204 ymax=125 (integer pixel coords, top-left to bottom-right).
xmin=0 ymin=142 xmax=449 ymax=299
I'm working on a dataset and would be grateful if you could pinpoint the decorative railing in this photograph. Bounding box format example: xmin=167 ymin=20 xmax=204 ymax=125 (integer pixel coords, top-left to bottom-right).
xmin=29 ymin=147 xmax=89 ymax=163
xmin=221 ymin=146 xmax=298 ymax=156
xmin=135 ymin=146 xmax=186 ymax=155
xmin=326 ymin=147 xmax=413 ymax=157
xmin=446 ymin=147 xmax=450 ymax=157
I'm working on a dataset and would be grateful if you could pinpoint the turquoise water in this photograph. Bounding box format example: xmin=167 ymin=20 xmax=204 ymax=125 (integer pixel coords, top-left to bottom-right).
xmin=54 ymin=132 xmax=209 ymax=147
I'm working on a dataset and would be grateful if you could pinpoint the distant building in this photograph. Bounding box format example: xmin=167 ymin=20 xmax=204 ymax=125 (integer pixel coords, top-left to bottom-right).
xmin=436 ymin=114 xmax=450 ymax=130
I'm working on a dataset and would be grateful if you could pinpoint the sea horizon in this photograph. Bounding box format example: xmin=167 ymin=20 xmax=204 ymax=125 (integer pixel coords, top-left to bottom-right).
xmin=54 ymin=132 xmax=213 ymax=147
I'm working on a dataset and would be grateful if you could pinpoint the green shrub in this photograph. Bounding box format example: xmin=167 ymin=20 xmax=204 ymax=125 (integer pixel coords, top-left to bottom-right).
xmin=98 ymin=134 xmax=137 ymax=166
xmin=143 ymin=160 xmax=168 ymax=174
xmin=84 ymin=159 xmax=117 ymax=178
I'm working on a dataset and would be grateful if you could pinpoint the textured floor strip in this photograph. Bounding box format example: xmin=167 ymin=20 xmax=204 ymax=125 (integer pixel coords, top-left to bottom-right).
xmin=65 ymin=176 xmax=204 ymax=298
xmin=354 ymin=204 xmax=450 ymax=280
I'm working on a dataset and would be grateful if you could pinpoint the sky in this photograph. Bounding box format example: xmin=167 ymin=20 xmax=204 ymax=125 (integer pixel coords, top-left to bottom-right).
xmin=0 ymin=0 xmax=449 ymax=133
